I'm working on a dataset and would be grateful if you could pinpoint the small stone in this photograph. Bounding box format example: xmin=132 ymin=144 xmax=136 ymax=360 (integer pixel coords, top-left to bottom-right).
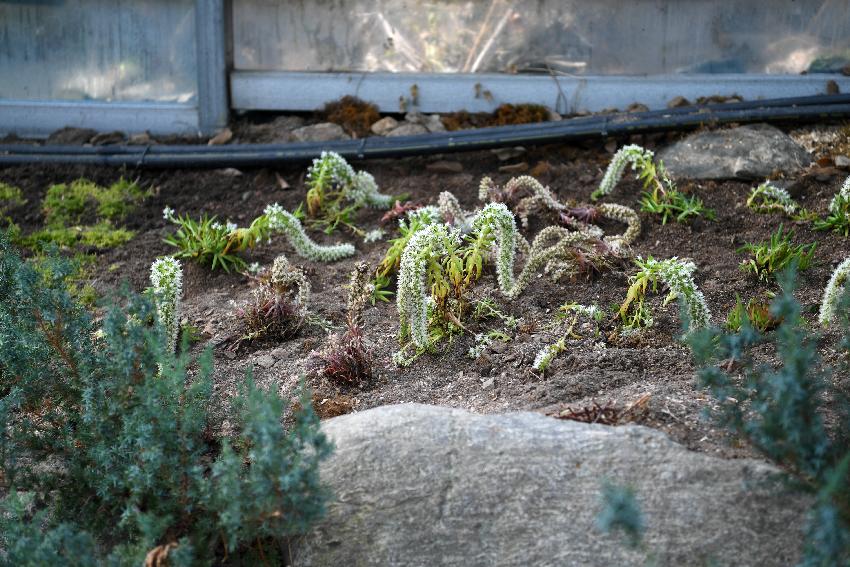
xmin=255 ymin=354 xmax=276 ymax=369
xmin=47 ymin=126 xmax=97 ymax=145
xmin=269 ymin=115 xmax=306 ymax=131
xmin=604 ymin=140 xmax=618 ymax=154
xmin=223 ymin=350 xmax=236 ymax=360
xmin=404 ymin=112 xmax=424 ymax=125
xmin=491 ymin=146 xmax=526 ymax=161
xmin=128 ymin=132 xmax=153 ymax=145
xmin=201 ymin=321 xmax=216 ymax=338
xmin=292 ymin=122 xmax=351 ymax=142
xmin=271 ymin=347 xmax=287 ymax=360
xmin=667 ymin=96 xmax=691 ymax=108
xmin=217 ymin=168 xmax=242 ymax=177
xmin=385 ymin=122 xmax=428 ymax=137
xmin=481 ymin=377 xmax=495 ymax=390
xmin=90 ymin=131 xmax=125 ymax=145
xmin=626 ymin=102 xmax=650 ymax=113
xmin=426 ymin=160 xmax=463 ymax=174
xmin=489 ymin=341 xmax=507 ymax=354
xmin=546 ymin=107 xmax=562 ymax=121
xmin=370 ymin=116 xmax=399 ymax=136
xmin=835 ymin=155 xmax=850 ymax=168
xmin=208 ymin=128 xmax=233 ymax=145
xmin=241 ymin=190 xmax=251 ymax=201
xmin=423 ymin=114 xmax=446 ymax=133
xmin=275 ymin=172 xmax=291 ymax=190
xmin=498 ymin=162 xmax=529 ymax=174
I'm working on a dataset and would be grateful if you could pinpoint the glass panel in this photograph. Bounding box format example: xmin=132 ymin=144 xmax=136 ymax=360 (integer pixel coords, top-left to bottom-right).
xmin=232 ymin=0 xmax=850 ymax=75
xmin=0 ymin=0 xmax=197 ymax=102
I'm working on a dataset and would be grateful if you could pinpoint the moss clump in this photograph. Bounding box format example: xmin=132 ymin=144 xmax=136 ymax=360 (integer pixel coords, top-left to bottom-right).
xmin=322 ymin=95 xmax=381 ymax=138
xmin=0 ymin=182 xmax=26 ymax=214
xmin=492 ymin=103 xmax=550 ymax=126
xmin=24 ymin=221 xmax=134 ymax=251
xmin=43 ymin=177 xmax=147 ymax=226
xmin=441 ymin=104 xmax=550 ymax=131
xmin=23 ymin=177 xmax=147 ymax=252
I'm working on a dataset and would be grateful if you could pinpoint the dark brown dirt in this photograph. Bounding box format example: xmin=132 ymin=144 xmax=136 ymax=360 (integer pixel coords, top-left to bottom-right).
xmin=3 ymin=130 xmax=849 ymax=461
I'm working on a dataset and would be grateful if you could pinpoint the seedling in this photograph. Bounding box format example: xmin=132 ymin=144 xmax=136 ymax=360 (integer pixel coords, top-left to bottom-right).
xmin=532 ymin=304 xmax=601 ymax=373
xmin=163 ymin=203 xmax=355 ymax=272
xmin=304 ymin=151 xmax=397 ymax=234
xmin=229 ymin=256 xmax=310 ymax=349
xmin=746 ymin=182 xmax=799 ymax=215
xmin=619 ymin=256 xmax=711 ymax=334
xmin=725 ymin=294 xmax=780 ymax=333
xmin=309 ymin=262 xmax=374 ymax=386
xmin=813 ymin=175 xmax=850 ymax=236
xmin=738 ymin=225 xmax=816 ymax=281
xmin=149 ymin=257 xmax=183 ymax=353
xmin=592 ymin=144 xmax=715 ymax=224
xmin=818 ymin=257 xmax=850 ymax=326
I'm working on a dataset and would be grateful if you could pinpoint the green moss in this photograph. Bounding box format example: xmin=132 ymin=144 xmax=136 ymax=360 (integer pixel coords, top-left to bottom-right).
xmin=25 ymin=221 xmax=134 ymax=251
xmin=43 ymin=177 xmax=147 ymax=226
xmin=0 ymin=182 xmax=26 ymax=214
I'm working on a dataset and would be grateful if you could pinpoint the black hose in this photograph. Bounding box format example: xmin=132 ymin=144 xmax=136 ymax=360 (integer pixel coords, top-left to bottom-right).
xmin=1 ymin=96 xmax=848 ymax=168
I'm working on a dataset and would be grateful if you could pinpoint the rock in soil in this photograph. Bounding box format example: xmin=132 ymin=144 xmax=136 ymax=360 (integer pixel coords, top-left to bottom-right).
xmin=385 ymin=122 xmax=429 ymax=137
xmin=426 ymin=160 xmax=464 ymax=174
xmin=292 ymin=122 xmax=351 ymax=142
xmin=293 ymin=404 xmax=809 ymax=567
xmin=370 ymin=116 xmax=399 ymax=136
xmin=90 ymin=131 xmax=126 ymax=145
xmin=207 ymin=128 xmax=233 ymax=146
xmin=658 ymin=123 xmax=812 ymax=180
xmin=47 ymin=126 xmax=97 ymax=145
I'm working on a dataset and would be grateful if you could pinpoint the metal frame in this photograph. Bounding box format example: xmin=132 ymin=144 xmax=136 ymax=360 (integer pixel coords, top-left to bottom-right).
xmin=231 ymin=71 xmax=850 ymax=114
xmin=196 ymin=0 xmax=229 ymax=134
xmin=0 ymin=0 xmax=229 ymax=138
xmin=0 ymin=100 xmax=201 ymax=139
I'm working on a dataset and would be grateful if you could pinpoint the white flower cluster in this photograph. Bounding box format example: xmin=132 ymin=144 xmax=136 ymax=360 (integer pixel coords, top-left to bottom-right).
xmin=307 ymin=151 xmax=394 ymax=209
xmin=363 ymin=228 xmax=386 ymax=243
xmin=597 ymin=203 xmax=642 ymax=251
xmin=828 ymin=174 xmax=850 ymax=214
xmin=150 ymin=256 xmax=183 ymax=353
xmin=747 ymin=182 xmax=799 ymax=215
xmin=470 ymin=203 xmax=518 ymax=295
xmin=532 ymin=341 xmax=563 ymax=373
xmin=532 ymin=304 xmax=599 ymax=373
xmin=397 ymin=223 xmax=455 ymax=349
xmin=642 ymin=256 xmax=711 ymax=332
xmin=263 ymin=203 xmax=356 ymax=262
xmin=818 ymin=257 xmax=850 ymax=326
xmin=162 ymin=206 xmax=176 ymax=221
xmin=467 ymin=333 xmax=493 ymax=359
xmin=270 ymin=255 xmax=311 ymax=318
xmin=438 ymin=191 xmax=473 ymax=231
xmin=591 ymin=144 xmax=655 ymax=201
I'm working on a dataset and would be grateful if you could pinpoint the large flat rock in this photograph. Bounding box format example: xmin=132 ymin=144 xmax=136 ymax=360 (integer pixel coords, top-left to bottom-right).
xmin=293 ymin=404 xmax=810 ymax=566
xmin=657 ymin=123 xmax=812 ymax=180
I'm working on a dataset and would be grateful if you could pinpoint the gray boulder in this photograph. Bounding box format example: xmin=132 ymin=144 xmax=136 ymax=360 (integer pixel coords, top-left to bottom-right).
xmin=293 ymin=404 xmax=810 ymax=567
xmin=657 ymin=123 xmax=812 ymax=180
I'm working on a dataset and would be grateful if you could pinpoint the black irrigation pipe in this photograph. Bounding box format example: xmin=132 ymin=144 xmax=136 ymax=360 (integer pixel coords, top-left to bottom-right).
xmin=2 ymin=94 xmax=850 ymax=168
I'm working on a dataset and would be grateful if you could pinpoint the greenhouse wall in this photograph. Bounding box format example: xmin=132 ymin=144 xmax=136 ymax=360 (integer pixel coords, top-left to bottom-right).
xmin=1 ymin=0 xmax=850 ymax=137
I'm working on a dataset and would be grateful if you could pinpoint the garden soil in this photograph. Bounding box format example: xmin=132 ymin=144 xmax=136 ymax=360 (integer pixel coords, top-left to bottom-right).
xmin=3 ymin=127 xmax=849 ymax=462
